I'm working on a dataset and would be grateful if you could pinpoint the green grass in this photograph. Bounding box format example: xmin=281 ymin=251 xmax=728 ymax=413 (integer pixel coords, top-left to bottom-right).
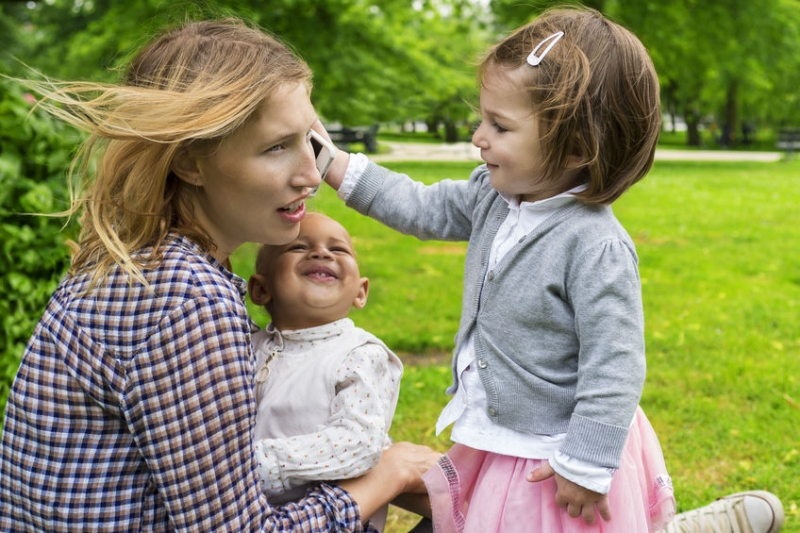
xmin=232 ymin=158 xmax=800 ymax=532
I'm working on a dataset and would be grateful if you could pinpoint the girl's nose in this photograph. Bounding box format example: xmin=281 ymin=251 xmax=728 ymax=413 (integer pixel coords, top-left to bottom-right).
xmin=472 ymin=123 xmax=488 ymax=149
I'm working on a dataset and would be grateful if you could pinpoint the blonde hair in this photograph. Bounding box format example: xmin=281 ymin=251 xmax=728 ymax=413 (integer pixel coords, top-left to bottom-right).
xmin=479 ymin=6 xmax=661 ymax=205
xmin=32 ymin=18 xmax=311 ymax=287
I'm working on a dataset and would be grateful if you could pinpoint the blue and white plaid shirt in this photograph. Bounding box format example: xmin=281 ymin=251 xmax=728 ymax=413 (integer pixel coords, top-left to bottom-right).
xmin=0 ymin=235 xmax=374 ymax=532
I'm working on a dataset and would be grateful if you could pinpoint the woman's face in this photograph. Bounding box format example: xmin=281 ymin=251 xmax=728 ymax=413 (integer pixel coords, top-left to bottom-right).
xmin=187 ymin=82 xmax=321 ymax=262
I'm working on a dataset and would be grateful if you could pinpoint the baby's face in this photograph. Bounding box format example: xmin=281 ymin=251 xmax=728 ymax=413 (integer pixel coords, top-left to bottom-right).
xmin=259 ymin=213 xmax=367 ymax=330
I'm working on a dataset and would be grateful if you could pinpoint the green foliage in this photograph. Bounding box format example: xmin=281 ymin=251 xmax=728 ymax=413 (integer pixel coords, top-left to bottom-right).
xmin=0 ymin=78 xmax=80 ymax=424
xmin=489 ymin=0 xmax=800 ymax=146
xmin=7 ymin=0 xmax=490 ymax=129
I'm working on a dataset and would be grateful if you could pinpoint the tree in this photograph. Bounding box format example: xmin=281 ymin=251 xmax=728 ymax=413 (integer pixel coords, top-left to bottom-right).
xmin=7 ymin=0 xmax=489 ymax=132
xmin=615 ymin=0 xmax=800 ymax=147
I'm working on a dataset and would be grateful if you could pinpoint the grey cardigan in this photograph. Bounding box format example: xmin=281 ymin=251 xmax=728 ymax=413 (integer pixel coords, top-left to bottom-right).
xmin=347 ymin=162 xmax=646 ymax=468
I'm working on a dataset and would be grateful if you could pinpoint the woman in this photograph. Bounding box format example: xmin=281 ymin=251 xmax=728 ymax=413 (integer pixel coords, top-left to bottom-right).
xmin=0 ymin=18 xmax=438 ymax=532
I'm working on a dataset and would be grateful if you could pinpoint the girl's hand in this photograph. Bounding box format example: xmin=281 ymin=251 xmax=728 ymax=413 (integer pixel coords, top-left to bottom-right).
xmin=527 ymin=462 xmax=612 ymax=525
xmin=311 ymin=120 xmax=349 ymax=190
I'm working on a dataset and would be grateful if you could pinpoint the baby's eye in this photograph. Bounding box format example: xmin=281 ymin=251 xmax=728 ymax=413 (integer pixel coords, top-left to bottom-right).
xmin=287 ymin=243 xmax=308 ymax=252
xmin=331 ymin=247 xmax=351 ymax=254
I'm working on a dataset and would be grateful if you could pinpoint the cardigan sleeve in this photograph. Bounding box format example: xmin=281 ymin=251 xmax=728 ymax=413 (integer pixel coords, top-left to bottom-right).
xmin=345 ymin=161 xmax=486 ymax=242
xmin=561 ymin=238 xmax=646 ymax=467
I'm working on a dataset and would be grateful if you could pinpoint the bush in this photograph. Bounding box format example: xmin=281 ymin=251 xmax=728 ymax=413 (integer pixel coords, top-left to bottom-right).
xmin=0 ymin=78 xmax=81 ymax=426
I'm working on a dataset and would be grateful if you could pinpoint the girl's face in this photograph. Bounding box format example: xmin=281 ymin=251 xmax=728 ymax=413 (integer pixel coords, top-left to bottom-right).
xmin=251 ymin=213 xmax=368 ymax=330
xmin=181 ymin=82 xmax=321 ymax=262
xmin=472 ymin=67 xmax=565 ymax=203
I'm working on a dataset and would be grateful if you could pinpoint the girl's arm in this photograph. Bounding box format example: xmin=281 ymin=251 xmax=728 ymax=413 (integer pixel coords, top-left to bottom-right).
xmin=318 ymin=122 xmax=481 ymax=243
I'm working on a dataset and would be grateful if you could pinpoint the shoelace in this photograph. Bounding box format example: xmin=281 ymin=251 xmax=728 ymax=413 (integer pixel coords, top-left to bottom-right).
xmin=659 ymin=497 xmax=748 ymax=533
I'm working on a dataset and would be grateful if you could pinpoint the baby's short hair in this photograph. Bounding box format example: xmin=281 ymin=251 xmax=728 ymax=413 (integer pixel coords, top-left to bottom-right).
xmin=480 ymin=7 xmax=661 ymax=204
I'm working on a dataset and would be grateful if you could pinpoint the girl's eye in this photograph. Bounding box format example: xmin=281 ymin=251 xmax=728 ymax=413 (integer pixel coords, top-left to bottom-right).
xmin=492 ymin=122 xmax=508 ymax=133
xmin=287 ymin=244 xmax=307 ymax=252
xmin=331 ymin=247 xmax=351 ymax=254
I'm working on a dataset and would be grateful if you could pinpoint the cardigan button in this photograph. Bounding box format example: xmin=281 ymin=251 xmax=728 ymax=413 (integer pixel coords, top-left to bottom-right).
xmin=486 ymin=271 xmax=495 ymax=281
xmin=487 ymin=406 xmax=497 ymax=417
xmin=477 ymin=358 xmax=488 ymax=369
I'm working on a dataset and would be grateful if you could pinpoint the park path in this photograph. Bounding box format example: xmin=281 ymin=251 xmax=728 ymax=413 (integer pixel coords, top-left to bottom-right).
xmin=370 ymin=141 xmax=784 ymax=163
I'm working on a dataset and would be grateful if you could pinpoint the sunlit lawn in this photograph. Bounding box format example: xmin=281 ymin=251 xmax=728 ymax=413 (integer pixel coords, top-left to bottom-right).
xmin=232 ymin=157 xmax=800 ymax=532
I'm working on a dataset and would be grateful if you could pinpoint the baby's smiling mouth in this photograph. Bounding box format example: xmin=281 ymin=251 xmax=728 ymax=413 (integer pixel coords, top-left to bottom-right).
xmin=305 ymin=266 xmax=337 ymax=281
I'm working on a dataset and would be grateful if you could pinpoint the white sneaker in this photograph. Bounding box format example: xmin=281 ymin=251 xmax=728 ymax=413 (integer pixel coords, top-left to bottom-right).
xmin=659 ymin=491 xmax=784 ymax=533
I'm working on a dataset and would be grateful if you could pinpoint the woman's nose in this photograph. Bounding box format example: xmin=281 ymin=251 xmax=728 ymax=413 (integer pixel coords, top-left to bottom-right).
xmin=298 ymin=142 xmax=322 ymax=192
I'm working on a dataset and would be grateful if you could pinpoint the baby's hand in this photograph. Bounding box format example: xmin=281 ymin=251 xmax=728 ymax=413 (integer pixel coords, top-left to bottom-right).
xmin=526 ymin=462 xmax=611 ymax=525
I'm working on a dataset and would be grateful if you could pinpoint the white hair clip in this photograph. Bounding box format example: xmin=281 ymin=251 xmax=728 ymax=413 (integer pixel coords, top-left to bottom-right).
xmin=526 ymin=31 xmax=564 ymax=66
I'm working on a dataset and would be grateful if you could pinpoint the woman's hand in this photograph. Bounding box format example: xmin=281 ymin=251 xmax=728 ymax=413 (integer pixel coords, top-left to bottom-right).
xmin=527 ymin=462 xmax=611 ymax=526
xmin=339 ymin=441 xmax=440 ymax=518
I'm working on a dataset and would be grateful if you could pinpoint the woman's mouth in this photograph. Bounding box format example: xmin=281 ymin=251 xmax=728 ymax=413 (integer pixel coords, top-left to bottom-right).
xmin=278 ymin=199 xmax=306 ymax=223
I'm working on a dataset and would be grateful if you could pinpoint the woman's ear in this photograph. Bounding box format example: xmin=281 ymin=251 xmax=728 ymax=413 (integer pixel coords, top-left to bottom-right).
xmin=171 ymin=148 xmax=202 ymax=186
xmin=351 ymin=277 xmax=369 ymax=310
xmin=248 ymin=274 xmax=272 ymax=306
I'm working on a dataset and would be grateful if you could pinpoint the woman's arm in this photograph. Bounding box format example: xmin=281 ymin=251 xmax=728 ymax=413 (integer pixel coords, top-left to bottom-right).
xmin=130 ymin=297 xmax=380 ymax=532
xmin=339 ymin=441 xmax=441 ymax=519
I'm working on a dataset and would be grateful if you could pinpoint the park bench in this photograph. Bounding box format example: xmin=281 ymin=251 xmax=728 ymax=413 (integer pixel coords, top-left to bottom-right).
xmin=327 ymin=124 xmax=379 ymax=153
xmin=777 ymin=128 xmax=800 ymax=157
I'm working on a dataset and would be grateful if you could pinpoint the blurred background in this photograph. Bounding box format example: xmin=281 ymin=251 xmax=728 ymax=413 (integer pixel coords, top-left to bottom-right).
xmin=2 ymin=0 xmax=799 ymax=149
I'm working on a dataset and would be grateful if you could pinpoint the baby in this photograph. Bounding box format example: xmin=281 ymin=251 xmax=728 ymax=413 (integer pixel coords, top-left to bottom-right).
xmin=248 ymin=212 xmax=403 ymax=531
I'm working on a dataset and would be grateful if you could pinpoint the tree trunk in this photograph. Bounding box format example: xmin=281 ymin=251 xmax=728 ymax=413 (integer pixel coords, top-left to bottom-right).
xmin=723 ymin=79 xmax=739 ymax=146
xmin=444 ymin=121 xmax=458 ymax=143
xmin=685 ymin=110 xmax=701 ymax=147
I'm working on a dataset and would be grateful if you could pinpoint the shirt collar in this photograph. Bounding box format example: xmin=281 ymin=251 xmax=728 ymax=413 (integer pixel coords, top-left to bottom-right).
xmin=500 ymin=184 xmax=587 ymax=211
xmin=168 ymin=233 xmax=248 ymax=297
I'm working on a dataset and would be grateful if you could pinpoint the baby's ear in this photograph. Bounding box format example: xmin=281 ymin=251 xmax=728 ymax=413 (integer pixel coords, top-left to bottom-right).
xmin=248 ymin=274 xmax=272 ymax=306
xmin=351 ymin=277 xmax=369 ymax=310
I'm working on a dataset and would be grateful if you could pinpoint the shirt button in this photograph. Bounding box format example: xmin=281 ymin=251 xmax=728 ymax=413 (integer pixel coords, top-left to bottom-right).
xmin=486 ymin=270 xmax=494 ymax=281
xmin=477 ymin=359 xmax=488 ymax=369
xmin=487 ymin=406 xmax=497 ymax=417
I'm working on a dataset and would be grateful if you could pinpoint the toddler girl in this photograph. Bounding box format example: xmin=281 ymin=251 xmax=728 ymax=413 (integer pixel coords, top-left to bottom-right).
xmin=323 ymin=6 xmax=676 ymax=532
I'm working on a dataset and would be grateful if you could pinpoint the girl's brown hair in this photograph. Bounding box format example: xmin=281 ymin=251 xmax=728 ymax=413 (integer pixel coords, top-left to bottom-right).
xmin=32 ymin=18 xmax=311 ymax=287
xmin=479 ymin=6 xmax=661 ymax=205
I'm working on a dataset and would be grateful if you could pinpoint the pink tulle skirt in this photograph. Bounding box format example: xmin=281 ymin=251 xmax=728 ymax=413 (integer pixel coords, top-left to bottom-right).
xmin=423 ymin=407 xmax=676 ymax=533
